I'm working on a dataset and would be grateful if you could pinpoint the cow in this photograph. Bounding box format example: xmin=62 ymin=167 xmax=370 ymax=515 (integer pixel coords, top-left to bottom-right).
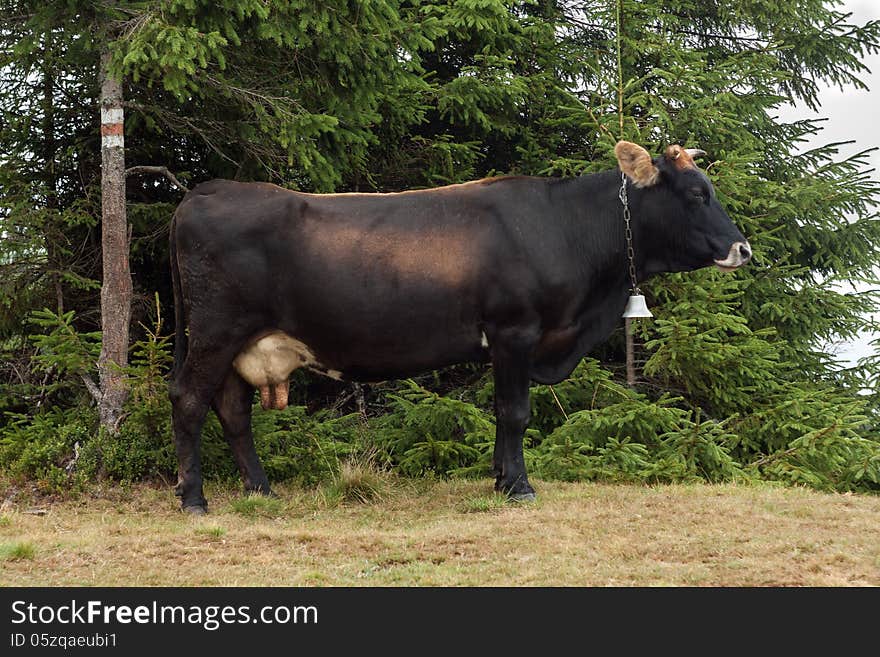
xmin=168 ymin=141 xmax=751 ymax=513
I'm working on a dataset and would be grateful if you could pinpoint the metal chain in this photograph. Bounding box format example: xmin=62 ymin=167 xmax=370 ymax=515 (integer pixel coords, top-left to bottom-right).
xmin=618 ymin=172 xmax=640 ymax=293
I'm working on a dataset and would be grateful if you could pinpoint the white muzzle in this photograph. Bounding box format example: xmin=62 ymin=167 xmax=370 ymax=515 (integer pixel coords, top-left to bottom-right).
xmin=714 ymin=241 xmax=752 ymax=272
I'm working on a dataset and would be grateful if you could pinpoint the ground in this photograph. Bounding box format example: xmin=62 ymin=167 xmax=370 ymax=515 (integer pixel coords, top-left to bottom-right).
xmin=1 ymin=478 xmax=878 ymax=586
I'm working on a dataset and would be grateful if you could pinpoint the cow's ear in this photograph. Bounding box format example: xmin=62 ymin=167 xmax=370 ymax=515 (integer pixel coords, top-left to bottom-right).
xmin=615 ymin=141 xmax=660 ymax=187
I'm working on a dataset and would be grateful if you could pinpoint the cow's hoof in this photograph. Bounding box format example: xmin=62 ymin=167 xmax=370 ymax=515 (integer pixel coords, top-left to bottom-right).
xmin=495 ymin=476 xmax=535 ymax=501
xmin=182 ymin=504 xmax=208 ymax=516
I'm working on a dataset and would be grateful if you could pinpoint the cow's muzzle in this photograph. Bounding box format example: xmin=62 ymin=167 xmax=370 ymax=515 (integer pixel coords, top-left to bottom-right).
xmin=714 ymin=241 xmax=751 ymax=272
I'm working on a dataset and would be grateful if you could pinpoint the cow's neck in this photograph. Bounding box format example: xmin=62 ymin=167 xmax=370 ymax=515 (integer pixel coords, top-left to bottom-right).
xmin=562 ymin=169 xmax=648 ymax=285
xmin=525 ymin=171 xmax=641 ymax=384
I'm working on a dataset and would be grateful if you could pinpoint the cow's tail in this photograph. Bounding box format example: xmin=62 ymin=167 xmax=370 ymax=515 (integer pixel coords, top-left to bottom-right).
xmin=170 ymin=207 xmax=187 ymax=379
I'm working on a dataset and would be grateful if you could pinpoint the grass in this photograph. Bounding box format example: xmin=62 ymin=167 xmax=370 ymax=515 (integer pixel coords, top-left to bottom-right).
xmin=322 ymin=460 xmax=388 ymax=506
xmin=459 ymin=493 xmax=510 ymax=514
xmin=1 ymin=541 xmax=36 ymax=561
xmin=227 ymin=494 xmax=287 ymax=518
xmin=0 ymin=477 xmax=878 ymax=586
xmin=194 ymin=525 xmax=226 ymax=540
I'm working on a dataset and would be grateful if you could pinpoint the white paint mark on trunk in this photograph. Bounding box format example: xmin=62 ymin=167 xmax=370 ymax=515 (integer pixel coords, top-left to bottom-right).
xmin=101 ymin=107 xmax=124 ymax=124
xmin=102 ymin=134 xmax=124 ymax=148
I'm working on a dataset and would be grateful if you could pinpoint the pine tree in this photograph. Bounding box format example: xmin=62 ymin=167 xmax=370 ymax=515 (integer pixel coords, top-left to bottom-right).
xmin=530 ymin=0 xmax=880 ymax=489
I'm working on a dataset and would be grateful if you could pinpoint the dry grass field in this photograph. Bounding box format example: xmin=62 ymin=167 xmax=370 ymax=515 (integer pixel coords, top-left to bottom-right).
xmin=1 ymin=476 xmax=878 ymax=587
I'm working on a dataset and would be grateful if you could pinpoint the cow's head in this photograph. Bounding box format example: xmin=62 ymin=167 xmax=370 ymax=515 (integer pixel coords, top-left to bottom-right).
xmin=615 ymin=141 xmax=751 ymax=276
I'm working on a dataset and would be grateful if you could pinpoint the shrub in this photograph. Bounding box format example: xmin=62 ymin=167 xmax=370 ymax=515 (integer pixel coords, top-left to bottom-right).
xmin=372 ymin=379 xmax=496 ymax=477
xmin=0 ymin=407 xmax=95 ymax=492
xmin=5 ymin=305 xmax=878 ymax=498
xmin=531 ymin=397 xmax=744 ymax=484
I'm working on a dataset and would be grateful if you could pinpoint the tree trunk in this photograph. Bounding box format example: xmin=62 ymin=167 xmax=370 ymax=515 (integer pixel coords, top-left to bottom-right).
xmin=42 ymin=33 xmax=63 ymax=314
xmin=97 ymin=51 xmax=131 ymax=433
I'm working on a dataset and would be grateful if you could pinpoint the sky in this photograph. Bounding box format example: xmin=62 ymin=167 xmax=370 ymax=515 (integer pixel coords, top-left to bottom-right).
xmin=776 ymin=0 xmax=880 ymax=367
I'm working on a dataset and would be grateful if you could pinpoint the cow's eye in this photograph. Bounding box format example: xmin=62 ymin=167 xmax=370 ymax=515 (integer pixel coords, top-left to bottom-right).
xmin=689 ymin=187 xmax=706 ymax=203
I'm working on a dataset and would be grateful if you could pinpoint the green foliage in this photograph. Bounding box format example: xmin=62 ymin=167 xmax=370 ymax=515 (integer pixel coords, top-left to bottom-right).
xmin=244 ymin=405 xmax=360 ymax=486
xmin=737 ymin=383 xmax=880 ymax=491
xmin=65 ymin=299 xmax=176 ymax=482
xmin=528 ymin=358 xmax=636 ymax=436
xmin=0 ymin=304 xmax=174 ymax=487
xmin=107 ymin=0 xmax=442 ymax=191
xmin=534 ymin=395 xmax=684 ymax=482
xmin=28 ymin=309 xmax=101 ymax=378
xmin=653 ymin=411 xmax=744 ymax=484
xmin=21 ymin=309 xmax=102 ymax=413
xmin=639 ymin=273 xmax=782 ymax=414
xmin=373 ymin=380 xmax=496 ymax=477
xmin=0 ymin=406 xmax=94 ymax=492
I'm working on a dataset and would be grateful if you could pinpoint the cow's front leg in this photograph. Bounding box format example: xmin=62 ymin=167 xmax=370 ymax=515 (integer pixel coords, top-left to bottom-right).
xmin=491 ymin=341 xmax=536 ymax=502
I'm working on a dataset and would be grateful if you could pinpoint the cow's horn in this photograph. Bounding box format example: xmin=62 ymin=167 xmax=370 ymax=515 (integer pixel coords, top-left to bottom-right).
xmin=685 ymin=148 xmax=707 ymax=159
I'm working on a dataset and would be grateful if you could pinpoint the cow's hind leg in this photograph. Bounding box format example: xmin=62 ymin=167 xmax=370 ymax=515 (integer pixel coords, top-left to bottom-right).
xmin=170 ymin=344 xmax=240 ymax=514
xmin=169 ymin=376 xmax=211 ymax=514
xmin=213 ymin=369 xmax=272 ymax=496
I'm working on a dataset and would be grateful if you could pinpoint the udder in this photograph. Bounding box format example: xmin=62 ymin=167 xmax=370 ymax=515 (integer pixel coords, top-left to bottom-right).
xmin=232 ymin=331 xmax=341 ymax=410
